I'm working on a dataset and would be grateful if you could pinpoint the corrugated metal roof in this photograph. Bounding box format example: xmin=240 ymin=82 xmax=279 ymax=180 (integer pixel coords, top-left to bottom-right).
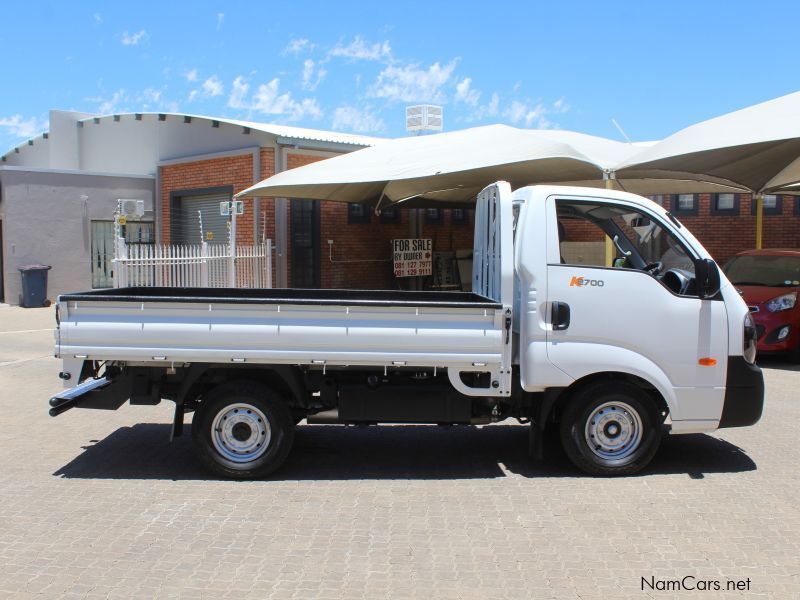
xmin=1 ymin=111 xmax=388 ymax=163
xmin=81 ymin=113 xmax=388 ymax=147
xmin=214 ymin=116 xmax=388 ymax=147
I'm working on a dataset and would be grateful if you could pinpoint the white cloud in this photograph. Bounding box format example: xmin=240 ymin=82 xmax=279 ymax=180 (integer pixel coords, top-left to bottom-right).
xmin=96 ymin=89 xmax=126 ymax=114
xmin=467 ymin=92 xmax=501 ymax=121
xmin=228 ymin=76 xmax=322 ymax=121
xmin=216 ymin=12 xmax=225 ymax=29
xmin=302 ymin=59 xmax=327 ymax=91
xmin=252 ymin=79 xmax=322 ymax=120
xmin=465 ymin=93 xmax=564 ymax=128
xmin=93 ymin=13 xmax=102 ymax=24
xmin=504 ymin=99 xmax=564 ymax=129
xmin=486 ymin=93 xmax=500 ymax=116
xmin=0 ymin=114 xmax=47 ymax=139
xmin=228 ymin=76 xmax=250 ymax=108
xmin=201 ymin=75 xmax=224 ymax=97
xmin=284 ymin=38 xmax=314 ymax=55
xmin=87 ymin=87 xmax=177 ymax=114
xmin=507 ymin=100 xmax=540 ymax=126
xmin=143 ymin=88 xmax=162 ymax=103
xmin=188 ymin=90 xmax=199 ymax=102
xmin=329 ymin=36 xmax=391 ymax=61
xmin=331 ymin=106 xmax=385 ymax=133
xmin=455 ymin=78 xmax=480 ymax=106
xmin=186 ymin=68 xmax=199 ymax=82
xmin=121 ymin=30 xmax=147 ymax=46
xmin=553 ymin=97 xmax=569 ymax=113
xmin=368 ymin=60 xmax=457 ymax=103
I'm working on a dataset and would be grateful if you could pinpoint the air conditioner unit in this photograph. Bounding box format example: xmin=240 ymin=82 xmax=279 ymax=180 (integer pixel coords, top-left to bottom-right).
xmin=406 ymin=105 xmax=443 ymax=133
xmin=220 ymin=200 xmax=244 ymax=216
xmin=119 ymin=199 xmax=145 ymax=218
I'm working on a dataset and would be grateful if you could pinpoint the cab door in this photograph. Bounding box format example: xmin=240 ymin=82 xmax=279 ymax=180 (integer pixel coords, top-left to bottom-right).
xmin=543 ymin=194 xmax=729 ymax=424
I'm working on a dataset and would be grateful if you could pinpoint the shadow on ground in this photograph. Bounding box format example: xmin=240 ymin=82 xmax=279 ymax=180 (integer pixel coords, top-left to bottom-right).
xmin=756 ymin=355 xmax=800 ymax=372
xmin=53 ymin=423 xmax=756 ymax=482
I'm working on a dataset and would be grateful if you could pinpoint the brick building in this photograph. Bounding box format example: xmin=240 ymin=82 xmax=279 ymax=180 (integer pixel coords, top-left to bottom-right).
xmin=1 ymin=109 xmax=798 ymax=303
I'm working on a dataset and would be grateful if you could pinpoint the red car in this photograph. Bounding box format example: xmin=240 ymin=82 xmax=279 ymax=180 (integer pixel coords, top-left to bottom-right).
xmin=723 ymin=249 xmax=800 ymax=362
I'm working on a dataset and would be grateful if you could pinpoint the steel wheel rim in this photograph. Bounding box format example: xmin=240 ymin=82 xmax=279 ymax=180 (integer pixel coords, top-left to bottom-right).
xmin=584 ymin=401 xmax=643 ymax=464
xmin=211 ymin=403 xmax=271 ymax=464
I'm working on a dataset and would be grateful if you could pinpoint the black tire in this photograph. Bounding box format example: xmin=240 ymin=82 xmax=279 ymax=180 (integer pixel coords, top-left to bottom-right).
xmin=192 ymin=380 xmax=294 ymax=479
xmin=559 ymin=381 xmax=662 ymax=476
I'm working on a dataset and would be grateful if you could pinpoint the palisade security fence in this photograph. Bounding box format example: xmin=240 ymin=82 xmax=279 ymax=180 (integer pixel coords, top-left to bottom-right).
xmin=113 ymin=239 xmax=273 ymax=289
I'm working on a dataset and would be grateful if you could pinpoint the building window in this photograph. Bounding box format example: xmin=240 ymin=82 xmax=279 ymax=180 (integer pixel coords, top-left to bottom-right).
xmin=425 ymin=208 xmax=443 ymax=224
xmin=348 ymin=203 xmax=371 ymax=224
xmin=379 ymin=206 xmax=401 ymax=224
xmin=711 ymin=193 xmax=740 ymax=215
xmin=795 ymin=197 xmax=800 ymax=216
xmin=751 ymin=194 xmax=782 ymax=216
xmin=451 ymin=208 xmax=468 ymax=225
xmin=646 ymin=195 xmax=665 ymax=207
xmin=671 ymin=194 xmax=698 ymax=216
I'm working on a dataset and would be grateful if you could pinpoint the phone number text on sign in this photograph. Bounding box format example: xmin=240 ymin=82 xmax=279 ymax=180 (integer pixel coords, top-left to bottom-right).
xmin=392 ymin=238 xmax=432 ymax=277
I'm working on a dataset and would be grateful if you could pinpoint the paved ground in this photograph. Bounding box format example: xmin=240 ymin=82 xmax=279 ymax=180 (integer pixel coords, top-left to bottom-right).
xmin=0 ymin=305 xmax=798 ymax=599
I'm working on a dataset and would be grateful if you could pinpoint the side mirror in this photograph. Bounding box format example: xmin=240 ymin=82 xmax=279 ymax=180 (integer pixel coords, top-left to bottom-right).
xmin=695 ymin=258 xmax=721 ymax=299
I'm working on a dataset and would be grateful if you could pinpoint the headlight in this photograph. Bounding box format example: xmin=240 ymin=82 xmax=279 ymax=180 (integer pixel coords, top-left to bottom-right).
xmin=766 ymin=292 xmax=797 ymax=312
xmin=743 ymin=313 xmax=757 ymax=364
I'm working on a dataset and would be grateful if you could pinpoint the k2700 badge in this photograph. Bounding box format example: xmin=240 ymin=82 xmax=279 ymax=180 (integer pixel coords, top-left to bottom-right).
xmin=570 ymin=276 xmax=605 ymax=287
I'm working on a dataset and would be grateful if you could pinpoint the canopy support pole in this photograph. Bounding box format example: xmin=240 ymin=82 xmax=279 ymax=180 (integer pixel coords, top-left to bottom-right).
xmin=755 ymin=193 xmax=764 ymax=250
xmin=604 ymin=171 xmax=615 ymax=266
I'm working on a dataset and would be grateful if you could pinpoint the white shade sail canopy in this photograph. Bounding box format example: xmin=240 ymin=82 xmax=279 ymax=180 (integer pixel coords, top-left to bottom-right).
xmin=238 ymin=125 xmax=641 ymax=204
xmin=239 ymin=92 xmax=800 ymax=205
xmin=618 ymin=91 xmax=800 ymax=194
xmin=238 ymin=124 xmax=748 ymax=205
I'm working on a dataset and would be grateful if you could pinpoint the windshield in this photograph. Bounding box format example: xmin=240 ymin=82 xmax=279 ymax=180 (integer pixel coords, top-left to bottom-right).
xmin=724 ymin=256 xmax=800 ymax=287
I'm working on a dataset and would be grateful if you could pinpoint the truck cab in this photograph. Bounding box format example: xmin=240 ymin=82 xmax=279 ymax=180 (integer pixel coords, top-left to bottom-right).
xmin=506 ymin=184 xmax=763 ymax=474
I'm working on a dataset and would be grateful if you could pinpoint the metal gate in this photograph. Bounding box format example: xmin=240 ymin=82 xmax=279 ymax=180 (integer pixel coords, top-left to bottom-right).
xmin=91 ymin=221 xmax=155 ymax=288
xmin=114 ymin=241 xmax=273 ymax=289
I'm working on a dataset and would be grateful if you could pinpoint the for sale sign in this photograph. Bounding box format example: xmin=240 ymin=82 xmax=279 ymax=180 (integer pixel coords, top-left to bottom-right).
xmin=392 ymin=239 xmax=432 ymax=277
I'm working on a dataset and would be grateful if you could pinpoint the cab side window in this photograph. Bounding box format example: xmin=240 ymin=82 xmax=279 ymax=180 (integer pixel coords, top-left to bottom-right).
xmin=555 ymin=199 xmax=696 ymax=276
xmin=556 ymin=215 xmax=608 ymax=266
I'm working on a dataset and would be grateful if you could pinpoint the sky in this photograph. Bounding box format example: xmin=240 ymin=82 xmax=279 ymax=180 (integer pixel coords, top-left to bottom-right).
xmin=2 ymin=1 xmax=799 ymax=153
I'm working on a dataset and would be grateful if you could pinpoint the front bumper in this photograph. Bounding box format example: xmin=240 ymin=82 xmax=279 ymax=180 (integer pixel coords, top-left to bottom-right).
xmin=718 ymin=356 xmax=764 ymax=428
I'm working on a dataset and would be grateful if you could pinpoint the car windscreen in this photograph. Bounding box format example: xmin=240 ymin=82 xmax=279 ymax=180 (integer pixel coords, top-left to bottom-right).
xmin=724 ymin=256 xmax=800 ymax=287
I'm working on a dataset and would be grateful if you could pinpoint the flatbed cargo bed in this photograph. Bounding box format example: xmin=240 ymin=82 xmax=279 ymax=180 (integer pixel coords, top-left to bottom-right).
xmin=56 ymin=286 xmax=510 ymax=395
xmin=60 ymin=287 xmax=502 ymax=309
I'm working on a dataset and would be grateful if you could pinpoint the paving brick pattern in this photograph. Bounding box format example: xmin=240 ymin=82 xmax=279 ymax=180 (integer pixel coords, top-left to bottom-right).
xmin=0 ymin=306 xmax=798 ymax=599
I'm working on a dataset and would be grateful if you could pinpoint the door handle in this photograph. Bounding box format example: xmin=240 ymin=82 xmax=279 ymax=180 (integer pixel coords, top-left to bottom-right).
xmin=552 ymin=301 xmax=571 ymax=331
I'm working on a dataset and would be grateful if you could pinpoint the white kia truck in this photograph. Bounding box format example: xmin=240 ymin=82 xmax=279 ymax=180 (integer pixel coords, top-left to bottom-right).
xmin=50 ymin=183 xmax=764 ymax=478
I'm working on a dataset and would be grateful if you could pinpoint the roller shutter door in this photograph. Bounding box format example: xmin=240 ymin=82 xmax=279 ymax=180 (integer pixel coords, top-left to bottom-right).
xmin=173 ymin=193 xmax=231 ymax=244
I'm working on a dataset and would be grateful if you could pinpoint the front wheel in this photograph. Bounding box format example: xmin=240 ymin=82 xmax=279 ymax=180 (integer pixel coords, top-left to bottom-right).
xmin=560 ymin=382 xmax=662 ymax=476
xmin=192 ymin=381 xmax=294 ymax=479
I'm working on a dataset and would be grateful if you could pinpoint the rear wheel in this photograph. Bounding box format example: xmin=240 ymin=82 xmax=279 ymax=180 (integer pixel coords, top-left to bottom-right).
xmin=560 ymin=382 xmax=662 ymax=476
xmin=192 ymin=381 xmax=294 ymax=479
